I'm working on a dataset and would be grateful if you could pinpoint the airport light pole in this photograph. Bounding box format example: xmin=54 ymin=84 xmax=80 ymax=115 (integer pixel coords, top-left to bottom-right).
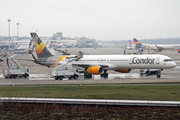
xmin=7 ymin=19 xmax=11 ymax=49
xmin=16 ymin=23 xmax=19 ymax=46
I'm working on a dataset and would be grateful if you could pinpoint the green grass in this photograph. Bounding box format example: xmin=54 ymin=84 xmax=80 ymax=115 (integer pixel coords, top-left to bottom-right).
xmin=1 ymin=82 xmax=180 ymax=87
xmin=0 ymin=85 xmax=180 ymax=101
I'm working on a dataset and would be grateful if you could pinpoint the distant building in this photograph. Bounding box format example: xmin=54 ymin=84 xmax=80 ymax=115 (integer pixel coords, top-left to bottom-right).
xmin=76 ymin=37 xmax=95 ymax=48
xmin=0 ymin=31 xmax=96 ymax=48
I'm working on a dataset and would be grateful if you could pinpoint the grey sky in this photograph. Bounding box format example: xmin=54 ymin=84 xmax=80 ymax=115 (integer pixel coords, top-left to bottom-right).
xmin=0 ymin=0 xmax=180 ymax=40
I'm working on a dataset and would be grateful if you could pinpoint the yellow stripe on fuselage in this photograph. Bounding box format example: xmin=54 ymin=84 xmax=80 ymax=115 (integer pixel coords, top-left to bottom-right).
xmin=53 ymin=55 xmax=69 ymax=67
xmin=144 ymin=45 xmax=149 ymax=49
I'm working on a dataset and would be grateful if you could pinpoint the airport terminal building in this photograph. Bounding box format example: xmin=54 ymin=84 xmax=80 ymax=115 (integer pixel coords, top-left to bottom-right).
xmin=0 ymin=32 xmax=96 ymax=48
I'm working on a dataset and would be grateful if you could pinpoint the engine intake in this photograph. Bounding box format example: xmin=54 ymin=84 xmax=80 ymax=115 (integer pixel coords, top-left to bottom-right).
xmin=86 ymin=66 xmax=103 ymax=75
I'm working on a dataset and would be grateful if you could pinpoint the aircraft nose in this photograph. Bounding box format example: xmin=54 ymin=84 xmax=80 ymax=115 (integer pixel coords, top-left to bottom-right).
xmin=172 ymin=62 xmax=176 ymax=68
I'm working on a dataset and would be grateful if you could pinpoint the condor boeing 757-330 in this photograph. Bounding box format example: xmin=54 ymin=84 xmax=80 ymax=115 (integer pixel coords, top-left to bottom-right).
xmin=28 ymin=33 xmax=176 ymax=79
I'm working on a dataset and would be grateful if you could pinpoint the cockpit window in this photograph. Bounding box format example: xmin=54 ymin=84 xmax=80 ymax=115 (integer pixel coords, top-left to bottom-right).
xmin=164 ymin=59 xmax=172 ymax=62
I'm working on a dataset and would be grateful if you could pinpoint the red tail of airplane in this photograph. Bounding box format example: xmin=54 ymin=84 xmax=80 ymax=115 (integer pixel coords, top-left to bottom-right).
xmin=129 ymin=40 xmax=133 ymax=46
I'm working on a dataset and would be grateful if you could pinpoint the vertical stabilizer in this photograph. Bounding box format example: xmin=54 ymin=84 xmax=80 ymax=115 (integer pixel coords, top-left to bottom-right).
xmin=133 ymin=38 xmax=142 ymax=48
xmin=30 ymin=33 xmax=53 ymax=58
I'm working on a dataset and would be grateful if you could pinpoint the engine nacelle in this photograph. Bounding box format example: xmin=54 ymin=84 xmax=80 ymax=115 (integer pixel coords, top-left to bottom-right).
xmin=115 ymin=69 xmax=132 ymax=73
xmin=86 ymin=66 xmax=103 ymax=75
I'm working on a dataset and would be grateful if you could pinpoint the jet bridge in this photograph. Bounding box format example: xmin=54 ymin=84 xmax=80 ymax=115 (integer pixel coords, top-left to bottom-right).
xmin=3 ymin=55 xmax=29 ymax=79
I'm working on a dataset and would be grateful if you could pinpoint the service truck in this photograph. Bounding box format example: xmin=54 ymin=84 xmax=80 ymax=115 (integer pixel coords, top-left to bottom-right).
xmin=3 ymin=68 xmax=29 ymax=78
xmin=3 ymin=55 xmax=29 ymax=79
xmin=50 ymin=65 xmax=79 ymax=80
xmin=140 ymin=69 xmax=161 ymax=78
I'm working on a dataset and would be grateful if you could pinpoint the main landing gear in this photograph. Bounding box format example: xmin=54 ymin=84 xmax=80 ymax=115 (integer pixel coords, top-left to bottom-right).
xmin=156 ymin=70 xmax=161 ymax=78
xmin=84 ymin=70 xmax=109 ymax=79
xmin=84 ymin=72 xmax=92 ymax=79
xmin=100 ymin=70 xmax=108 ymax=78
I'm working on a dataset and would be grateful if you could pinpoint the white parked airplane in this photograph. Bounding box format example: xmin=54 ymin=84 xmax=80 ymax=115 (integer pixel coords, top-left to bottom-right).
xmin=28 ymin=33 xmax=176 ymax=78
xmin=133 ymin=38 xmax=180 ymax=51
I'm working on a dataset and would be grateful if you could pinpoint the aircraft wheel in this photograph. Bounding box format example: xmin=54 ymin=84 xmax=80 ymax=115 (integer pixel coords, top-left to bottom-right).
xmin=23 ymin=74 xmax=27 ymax=78
xmin=104 ymin=73 xmax=108 ymax=78
xmin=157 ymin=75 xmax=161 ymax=78
xmin=59 ymin=77 xmax=63 ymax=80
xmin=73 ymin=75 xmax=78 ymax=79
xmin=101 ymin=73 xmax=108 ymax=78
xmin=26 ymin=74 xmax=29 ymax=77
xmin=89 ymin=74 xmax=92 ymax=78
xmin=14 ymin=75 xmax=17 ymax=78
xmin=84 ymin=73 xmax=92 ymax=79
xmin=100 ymin=74 xmax=104 ymax=77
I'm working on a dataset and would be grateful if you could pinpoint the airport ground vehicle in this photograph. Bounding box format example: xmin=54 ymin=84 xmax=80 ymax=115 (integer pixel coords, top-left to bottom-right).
xmin=50 ymin=63 xmax=79 ymax=80
xmin=3 ymin=68 xmax=29 ymax=78
xmin=140 ymin=69 xmax=161 ymax=78
xmin=178 ymin=49 xmax=180 ymax=53
xmin=3 ymin=55 xmax=29 ymax=79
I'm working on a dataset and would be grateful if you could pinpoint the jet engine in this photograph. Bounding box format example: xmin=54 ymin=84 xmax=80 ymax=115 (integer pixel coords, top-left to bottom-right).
xmin=115 ymin=69 xmax=132 ymax=73
xmin=86 ymin=66 xmax=103 ymax=75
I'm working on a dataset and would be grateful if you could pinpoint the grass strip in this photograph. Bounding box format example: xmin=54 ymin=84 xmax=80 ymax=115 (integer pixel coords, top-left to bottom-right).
xmin=1 ymin=82 xmax=180 ymax=87
xmin=0 ymin=85 xmax=180 ymax=101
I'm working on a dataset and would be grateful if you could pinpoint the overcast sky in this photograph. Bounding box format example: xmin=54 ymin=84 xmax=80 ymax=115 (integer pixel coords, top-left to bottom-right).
xmin=0 ymin=0 xmax=180 ymax=40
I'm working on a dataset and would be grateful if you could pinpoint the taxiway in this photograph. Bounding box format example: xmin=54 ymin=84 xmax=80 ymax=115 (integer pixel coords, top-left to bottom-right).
xmin=0 ymin=48 xmax=179 ymax=85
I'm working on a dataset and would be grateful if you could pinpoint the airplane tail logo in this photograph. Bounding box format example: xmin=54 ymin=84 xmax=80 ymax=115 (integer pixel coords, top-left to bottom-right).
xmin=133 ymin=38 xmax=142 ymax=47
xmin=30 ymin=33 xmax=53 ymax=58
xmin=35 ymin=42 xmax=45 ymax=54
xmin=133 ymin=38 xmax=140 ymax=45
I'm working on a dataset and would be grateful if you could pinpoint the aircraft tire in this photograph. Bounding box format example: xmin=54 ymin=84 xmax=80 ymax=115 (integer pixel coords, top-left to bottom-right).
xmin=84 ymin=75 xmax=89 ymax=79
xmin=101 ymin=73 xmax=108 ymax=78
xmin=26 ymin=74 xmax=29 ymax=77
xmin=13 ymin=75 xmax=17 ymax=78
xmin=59 ymin=77 xmax=63 ymax=80
xmin=84 ymin=73 xmax=92 ymax=79
xmin=100 ymin=74 xmax=103 ymax=77
xmin=157 ymin=75 xmax=161 ymax=78
xmin=23 ymin=74 xmax=27 ymax=78
xmin=104 ymin=73 xmax=108 ymax=78
xmin=73 ymin=75 xmax=78 ymax=79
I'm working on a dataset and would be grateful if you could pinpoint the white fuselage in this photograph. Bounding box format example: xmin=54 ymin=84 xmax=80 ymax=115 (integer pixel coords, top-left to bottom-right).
xmin=140 ymin=44 xmax=180 ymax=50
xmin=57 ymin=54 xmax=176 ymax=70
